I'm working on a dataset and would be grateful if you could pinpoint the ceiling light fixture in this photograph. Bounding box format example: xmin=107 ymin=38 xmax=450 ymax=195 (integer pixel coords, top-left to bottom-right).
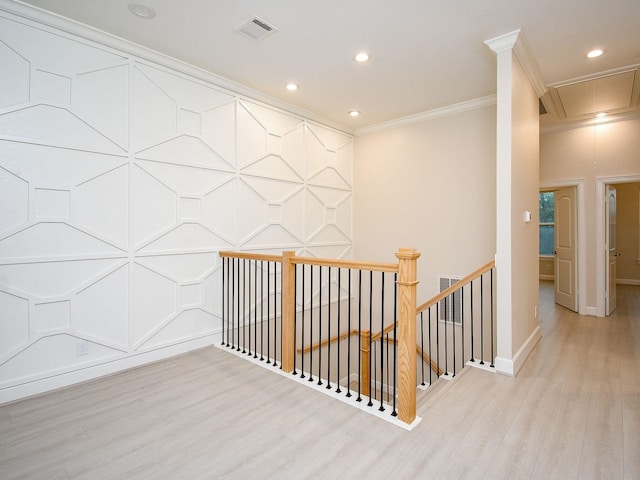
xmin=349 ymin=110 xmax=360 ymax=117
xmin=354 ymin=52 xmax=370 ymax=63
xmin=587 ymin=49 xmax=604 ymax=58
xmin=127 ymin=3 xmax=156 ymax=19
xmin=285 ymin=83 xmax=299 ymax=91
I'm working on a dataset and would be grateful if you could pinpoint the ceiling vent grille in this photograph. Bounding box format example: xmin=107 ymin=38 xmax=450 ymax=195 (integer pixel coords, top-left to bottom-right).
xmin=235 ymin=16 xmax=278 ymax=42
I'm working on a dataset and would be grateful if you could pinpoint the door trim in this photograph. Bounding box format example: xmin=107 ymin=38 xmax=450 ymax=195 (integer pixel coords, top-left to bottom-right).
xmin=540 ymin=179 xmax=586 ymax=315
xmin=596 ymin=174 xmax=640 ymax=317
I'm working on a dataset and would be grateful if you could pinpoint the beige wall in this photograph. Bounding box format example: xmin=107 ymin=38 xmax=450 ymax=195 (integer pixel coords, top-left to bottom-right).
xmin=539 ymin=257 xmax=554 ymax=279
xmin=616 ymin=182 xmax=640 ymax=283
xmin=540 ymin=116 xmax=640 ymax=308
xmin=353 ymin=105 xmax=496 ymax=302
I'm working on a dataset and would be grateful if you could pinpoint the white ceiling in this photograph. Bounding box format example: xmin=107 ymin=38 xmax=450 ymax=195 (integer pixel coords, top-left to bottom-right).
xmin=10 ymin=0 xmax=640 ymax=131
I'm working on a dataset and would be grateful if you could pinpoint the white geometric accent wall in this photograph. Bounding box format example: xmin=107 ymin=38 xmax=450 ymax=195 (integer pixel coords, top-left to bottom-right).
xmin=0 ymin=11 xmax=352 ymax=401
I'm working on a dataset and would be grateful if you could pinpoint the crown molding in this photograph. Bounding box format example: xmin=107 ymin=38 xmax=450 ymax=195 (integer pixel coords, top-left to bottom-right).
xmin=540 ymin=109 xmax=640 ymax=135
xmin=354 ymin=95 xmax=497 ymax=137
xmin=485 ymin=29 xmax=547 ymax=98
xmin=0 ymin=0 xmax=354 ymax=135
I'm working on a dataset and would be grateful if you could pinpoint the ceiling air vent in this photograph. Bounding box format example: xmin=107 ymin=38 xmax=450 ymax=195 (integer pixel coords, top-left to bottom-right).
xmin=235 ymin=16 xmax=278 ymax=41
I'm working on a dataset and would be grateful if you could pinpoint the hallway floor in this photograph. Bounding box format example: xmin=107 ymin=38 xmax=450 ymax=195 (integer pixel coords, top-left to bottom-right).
xmin=1 ymin=282 xmax=639 ymax=479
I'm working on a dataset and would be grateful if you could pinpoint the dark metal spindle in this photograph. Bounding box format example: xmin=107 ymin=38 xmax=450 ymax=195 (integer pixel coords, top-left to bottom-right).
xmin=346 ymin=269 xmax=352 ymax=398
xmin=420 ymin=312 xmax=425 ymax=385
xmin=452 ymin=287 xmax=456 ymax=377
xmin=266 ymin=261 xmax=271 ymax=364
xmin=444 ymin=291 xmax=448 ymax=375
xmin=428 ymin=307 xmax=433 ymax=385
xmin=490 ymin=268 xmax=495 ymax=368
xmin=368 ymin=270 xmax=373 ymax=407
xmin=222 ymin=257 xmax=226 ymax=346
xmin=391 ymin=272 xmax=398 ymax=417
xmin=357 ymin=270 xmax=362 ymax=402
xmin=480 ymin=273 xmax=485 ymax=365
xmin=461 ymin=285 xmax=465 ymax=367
xmin=326 ymin=266 xmax=332 ymax=390
xmin=378 ymin=272 xmax=385 ymax=411
xmin=254 ymin=260 xmax=258 ymax=358
xmin=336 ymin=268 xmax=342 ymax=394
xmin=317 ymin=266 xmax=323 ymax=386
xmin=470 ymin=279 xmax=475 ymax=362
xmin=300 ymin=264 xmax=306 ymax=379
xmin=309 ymin=265 xmax=314 ymax=382
xmin=436 ymin=301 xmax=440 ymax=378
xmin=260 ymin=261 xmax=264 ymax=361
xmin=242 ymin=259 xmax=246 ymax=354
xmin=385 ymin=333 xmax=390 ymax=403
xmin=274 ymin=263 xmax=280 ymax=368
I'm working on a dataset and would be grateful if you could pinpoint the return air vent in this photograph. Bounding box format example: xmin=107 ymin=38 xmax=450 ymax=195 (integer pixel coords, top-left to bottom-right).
xmin=438 ymin=276 xmax=461 ymax=324
xmin=235 ymin=16 xmax=278 ymax=41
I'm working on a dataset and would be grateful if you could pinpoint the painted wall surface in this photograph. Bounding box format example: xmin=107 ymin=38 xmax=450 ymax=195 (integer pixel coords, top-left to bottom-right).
xmin=0 ymin=11 xmax=352 ymax=402
xmin=353 ymin=105 xmax=496 ymax=302
xmin=540 ymin=116 xmax=640 ymax=307
xmin=509 ymin=55 xmax=540 ymax=357
xmin=539 ymin=257 xmax=554 ymax=279
xmin=616 ymin=182 xmax=640 ymax=283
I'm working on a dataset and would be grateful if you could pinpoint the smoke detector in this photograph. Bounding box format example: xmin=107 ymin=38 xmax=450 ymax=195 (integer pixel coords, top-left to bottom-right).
xmin=235 ymin=16 xmax=278 ymax=41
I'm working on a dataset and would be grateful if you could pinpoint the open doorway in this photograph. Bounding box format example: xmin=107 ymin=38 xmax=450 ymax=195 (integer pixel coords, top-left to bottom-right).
xmin=596 ymin=176 xmax=640 ymax=317
xmin=539 ymin=180 xmax=586 ymax=315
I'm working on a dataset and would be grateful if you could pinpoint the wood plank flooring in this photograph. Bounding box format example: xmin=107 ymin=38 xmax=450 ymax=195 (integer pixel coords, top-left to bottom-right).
xmin=1 ymin=282 xmax=639 ymax=479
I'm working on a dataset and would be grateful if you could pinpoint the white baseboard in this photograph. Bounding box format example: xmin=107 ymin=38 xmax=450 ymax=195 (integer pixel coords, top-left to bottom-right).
xmin=617 ymin=279 xmax=640 ymax=286
xmin=586 ymin=306 xmax=597 ymax=316
xmin=0 ymin=334 xmax=218 ymax=406
xmin=494 ymin=326 xmax=541 ymax=377
xmin=538 ymin=275 xmax=555 ymax=281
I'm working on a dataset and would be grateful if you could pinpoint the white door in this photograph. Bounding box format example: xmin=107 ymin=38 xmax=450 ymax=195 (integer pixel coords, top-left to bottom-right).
xmin=606 ymin=185 xmax=618 ymax=316
xmin=554 ymin=187 xmax=578 ymax=311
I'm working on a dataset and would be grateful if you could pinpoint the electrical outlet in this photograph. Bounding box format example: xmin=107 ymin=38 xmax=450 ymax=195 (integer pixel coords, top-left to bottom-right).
xmin=76 ymin=340 xmax=88 ymax=356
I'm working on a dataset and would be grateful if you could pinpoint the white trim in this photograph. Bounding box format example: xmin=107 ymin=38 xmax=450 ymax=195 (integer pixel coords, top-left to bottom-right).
xmin=548 ymin=64 xmax=640 ymax=88
xmin=617 ymin=279 xmax=640 ymax=286
xmin=354 ymin=95 xmax=496 ymax=136
xmin=0 ymin=334 xmax=218 ymax=405
xmin=586 ymin=307 xmax=597 ymax=316
xmin=541 ymin=110 xmax=640 ymax=135
xmin=596 ymin=174 xmax=640 ymax=317
xmin=539 ymin=274 xmax=555 ymax=281
xmin=494 ymin=325 xmax=541 ymax=377
xmin=539 ymin=179 xmax=587 ymax=315
xmin=0 ymin=0 xmax=353 ymax=135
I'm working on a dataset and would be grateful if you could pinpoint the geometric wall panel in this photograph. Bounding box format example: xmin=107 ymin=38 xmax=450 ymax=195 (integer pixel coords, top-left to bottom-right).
xmin=35 ymin=188 xmax=70 ymax=219
xmin=0 ymin=166 xmax=28 ymax=233
xmin=131 ymin=264 xmax=176 ymax=346
xmin=73 ymin=165 xmax=128 ymax=247
xmin=32 ymin=300 xmax=70 ymax=334
xmin=141 ymin=253 xmax=217 ymax=283
xmin=75 ymin=264 xmax=128 ymax=348
xmin=0 ymin=10 xmax=352 ymax=399
xmin=0 ymin=40 xmax=30 ymax=110
xmin=32 ymin=69 xmax=71 ymax=105
xmin=0 ymin=223 xmax=124 ymax=260
xmin=137 ymin=135 xmax=232 ymax=171
xmin=73 ymin=65 xmax=129 ymax=150
xmin=201 ymin=102 xmax=237 ymax=167
xmin=0 ymin=290 xmax=29 ymax=359
xmin=0 ymin=140 xmax=126 ymax=188
xmin=132 ymin=165 xmax=177 ymax=247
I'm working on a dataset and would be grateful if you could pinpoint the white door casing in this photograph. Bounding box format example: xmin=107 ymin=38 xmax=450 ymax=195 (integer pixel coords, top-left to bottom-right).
xmin=606 ymin=185 xmax=618 ymax=316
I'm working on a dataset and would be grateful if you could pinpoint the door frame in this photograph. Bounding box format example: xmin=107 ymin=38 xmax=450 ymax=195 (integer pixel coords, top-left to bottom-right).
xmin=596 ymin=174 xmax=640 ymax=317
xmin=540 ymin=179 xmax=586 ymax=315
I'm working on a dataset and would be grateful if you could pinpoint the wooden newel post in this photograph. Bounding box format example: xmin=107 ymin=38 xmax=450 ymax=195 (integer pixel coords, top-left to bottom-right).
xmin=281 ymin=251 xmax=296 ymax=373
xmin=395 ymin=247 xmax=420 ymax=424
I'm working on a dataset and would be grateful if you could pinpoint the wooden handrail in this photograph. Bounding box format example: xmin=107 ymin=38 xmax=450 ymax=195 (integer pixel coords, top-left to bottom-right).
xmin=416 ymin=260 xmax=495 ymax=314
xmin=296 ymin=329 xmax=360 ymax=354
xmin=219 ymin=251 xmax=283 ymax=262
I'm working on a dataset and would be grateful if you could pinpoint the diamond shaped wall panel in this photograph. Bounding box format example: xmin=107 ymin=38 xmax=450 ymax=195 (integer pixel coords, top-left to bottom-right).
xmin=139 ymin=224 xmax=230 ymax=254
xmin=201 ymin=103 xmax=236 ymax=168
xmin=132 ymin=165 xmax=177 ymax=247
xmin=242 ymin=154 xmax=302 ymax=183
xmin=74 ymin=264 xmax=128 ymax=348
xmin=201 ymin=179 xmax=236 ymax=244
xmin=0 ymin=259 xmax=122 ymax=298
xmin=32 ymin=70 xmax=71 ymax=106
xmin=0 ymin=166 xmax=27 ymax=233
xmin=237 ymin=103 xmax=267 ymax=168
xmin=0 ymin=40 xmax=30 ymax=110
xmin=141 ymin=253 xmax=217 ymax=283
xmin=0 ymin=140 xmax=126 ymax=189
xmin=136 ymin=159 xmax=233 ymax=197
xmin=240 ymin=101 xmax=304 ymax=136
xmin=131 ymin=264 xmax=176 ymax=347
xmin=0 ymin=290 xmax=29 ymax=359
xmin=131 ymin=67 xmax=177 ymax=152
xmin=141 ymin=309 xmax=217 ymax=351
xmin=73 ymin=64 xmax=129 ymax=150
xmin=137 ymin=136 xmax=232 ymax=171
xmin=74 ymin=164 xmax=128 ymax=248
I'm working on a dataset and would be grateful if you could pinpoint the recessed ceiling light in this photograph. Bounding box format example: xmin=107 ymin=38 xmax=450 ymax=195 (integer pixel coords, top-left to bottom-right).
xmin=587 ymin=49 xmax=604 ymax=58
xmin=349 ymin=110 xmax=360 ymax=117
xmin=127 ymin=3 xmax=156 ymax=19
xmin=354 ymin=52 xmax=370 ymax=63
xmin=285 ymin=83 xmax=299 ymax=91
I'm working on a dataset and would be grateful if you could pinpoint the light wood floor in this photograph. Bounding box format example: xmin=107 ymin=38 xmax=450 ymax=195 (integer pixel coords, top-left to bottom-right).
xmin=1 ymin=282 xmax=639 ymax=479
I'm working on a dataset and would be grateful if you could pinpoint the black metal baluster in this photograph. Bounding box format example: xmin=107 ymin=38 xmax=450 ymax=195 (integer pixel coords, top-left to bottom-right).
xmin=490 ymin=268 xmax=495 ymax=368
xmin=461 ymin=284 xmax=465 ymax=367
xmin=480 ymin=273 xmax=485 ymax=365
xmin=254 ymin=260 xmax=258 ymax=359
xmin=385 ymin=333 xmax=389 ymax=403
xmin=234 ymin=258 xmax=239 ymax=350
xmin=242 ymin=259 xmax=246 ymax=354
xmin=452 ymin=287 xmax=456 ymax=377
xmin=260 ymin=260 xmax=264 ymax=361
xmin=222 ymin=257 xmax=226 ymax=346
xmin=470 ymin=279 xmax=475 ymax=363
xmin=317 ymin=266 xmax=323 ymax=386
xmin=378 ymin=272 xmax=385 ymax=411
xmin=420 ymin=311 xmax=425 ymax=386
xmin=301 ymin=264 xmax=306 ymax=379
xmin=326 ymin=266 xmax=332 ymax=390
xmin=368 ymin=270 xmax=373 ymax=407
xmin=309 ymin=265 xmax=314 ymax=382
xmin=391 ymin=272 xmax=398 ymax=417
xmin=436 ymin=301 xmax=440 ymax=378
xmin=336 ymin=268 xmax=342 ymax=394
xmin=444 ymin=291 xmax=448 ymax=375
xmin=346 ymin=269 xmax=352 ymax=398
xmin=357 ymin=269 xmax=362 ymax=402
xmin=292 ymin=265 xmax=297 ymax=374
xmin=247 ymin=260 xmax=252 ymax=356
xmin=428 ymin=307 xmax=433 ymax=385
xmin=274 ymin=262 xmax=280 ymax=369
